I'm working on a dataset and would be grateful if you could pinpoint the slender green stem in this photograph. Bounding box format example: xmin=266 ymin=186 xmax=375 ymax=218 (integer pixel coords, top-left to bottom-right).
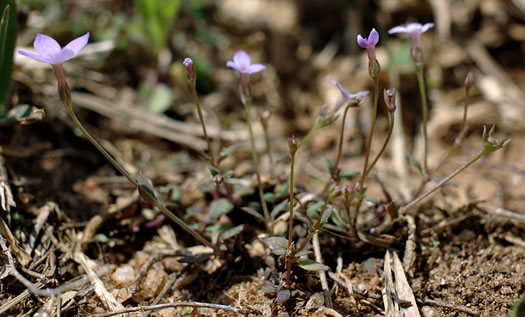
xmin=366 ymin=111 xmax=395 ymax=175
xmin=55 ymin=66 xmax=214 ymax=250
xmin=63 ymin=100 xmax=137 ymax=186
xmin=296 ymin=197 xmax=332 ymax=254
xmin=399 ymin=149 xmax=486 ymax=214
xmin=331 ymin=105 xmax=353 ymax=181
xmin=285 ymin=147 xmax=296 ymax=287
xmin=297 ymin=126 xmax=319 ymax=149
xmin=242 ymin=100 xmax=272 ymax=234
xmin=352 ymin=77 xmax=380 ymax=221
xmin=190 ymin=85 xmax=218 ymax=168
xmin=262 ymin=123 xmax=274 ymax=173
xmin=415 ymin=63 xmax=429 ymax=175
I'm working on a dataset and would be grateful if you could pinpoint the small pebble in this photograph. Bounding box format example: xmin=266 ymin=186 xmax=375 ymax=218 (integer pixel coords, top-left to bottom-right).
xmin=111 ymin=265 xmax=135 ymax=288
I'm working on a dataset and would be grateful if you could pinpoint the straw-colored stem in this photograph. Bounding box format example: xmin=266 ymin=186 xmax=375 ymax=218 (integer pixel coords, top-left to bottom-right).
xmin=415 ymin=63 xmax=429 ymax=175
xmin=243 ymin=100 xmax=272 ymax=234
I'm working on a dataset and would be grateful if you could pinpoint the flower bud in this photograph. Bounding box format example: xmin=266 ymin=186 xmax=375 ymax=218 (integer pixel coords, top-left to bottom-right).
xmin=464 ymin=71 xmax=473 ymax=95
xmin=183 ymin=57 xmax=196 ymax=87
xmin=383 ymin=88 xmax=397 ymax=112
xmin=288 ymin=136 xmax=298 ymax=155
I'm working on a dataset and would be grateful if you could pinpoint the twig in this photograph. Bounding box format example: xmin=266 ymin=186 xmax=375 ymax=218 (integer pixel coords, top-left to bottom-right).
xmin=417 ymin=298 xmax=479 ymax=316
xmin=89 ymin=301 xmax=239 ymax=317
xmin=312 ymin=233 xmax=332 ymax=309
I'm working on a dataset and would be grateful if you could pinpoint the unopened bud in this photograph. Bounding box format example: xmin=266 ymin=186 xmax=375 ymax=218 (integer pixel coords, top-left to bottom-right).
xmin=383 ymin=88 xmax=396 ymax=112
xmin=183 ymin=57 xmax=196 ymax=87
xmin=368 ymin=59 xmax=381 ymax=80
xmin=464 ymin=71 xmax=473 ymax=95
xmin=214 ymin=174 xmax=224 ymax=186
xmin=261 ymin=110 xmax=271 ymax=129
xmin=288 ymin=136 xmax=298 ymax=155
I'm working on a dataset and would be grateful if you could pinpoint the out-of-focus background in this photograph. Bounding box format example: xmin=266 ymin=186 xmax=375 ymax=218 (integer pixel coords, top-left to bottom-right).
xmin=2 ymin=0 xmax=524 ymax=315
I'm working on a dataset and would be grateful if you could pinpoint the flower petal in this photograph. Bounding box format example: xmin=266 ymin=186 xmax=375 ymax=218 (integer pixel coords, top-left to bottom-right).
xmin=33 ymin=33 xmax=61 ymax=57
xmin=18 ymin=50 xmax=51 ymax=63
xmin=233 ymin=50 xmax=251 ymax=68
xmin=62 ymin=32 xmax=90 ymax=55
xmin=388 ymin=25 xmax=408 ymax=34
xmin=329 ymin=79 xmax=352 ymax=100
xmin=49 ymin=48 xmax=76 ymax=64
xmin=246 ymin=63 xmax=266 ymax=74
xmin=226 ymin=60 xmax=240 ymax=71
xmin=357 ymin=34 xmax=368 ymax=48
xmin=421 ymin=23 xmax=434 ymax=33
xmin=368 ymin=28 xmax=379 ymax=45
xmin=351 ymin=90 xmax=369 ymax=99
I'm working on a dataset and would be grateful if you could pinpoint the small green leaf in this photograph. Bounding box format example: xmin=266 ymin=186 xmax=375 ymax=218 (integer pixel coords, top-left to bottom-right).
xmin=147 ymin=83 xmax=173 ymax=114
xmin=363 ymin=195 xmax=377 ymax=203
xmin=295 ymin=249 xmax=312 ymax=257
xmin=96 ymin=233 xmax=109 ymax=243
xmin=264 ymin=192 xmax=276 ymax=203
xmin=262 ymin=236 xmax=289 ymax=249
xmin=271 ymin=199 xmax=289 ymax=218
xmin=307 ymin=201 xmax=324 ymax=218
xmin=208 ymin=166 xmax=220 ymax=177
xmin=220 ymin=145 xmax=237 ymax=158
xmin=223 ymin=170 xmax=234 ymax=182
xmin=432 ymin=176 xmax=457 ymax=187
xmin=407 ymin=153 xmax=423 ymax=173
xmin=241 ymin=206 xmax=265 ymax=222
xmin=0 ymin=104 xmax=45 ymax=126
xmin=166 ymin=183 xmax=181 ymax=202
xmin=209 ymin=198 xmax=234 ymax=219
xmin=320 ymin=206 xmax=333 ymax=227
xmin=205 ymin=224 xmax=231 ymax=233
xmin=276 ymin=181 xmax=289 ymax=199
xmin=340 ymin=171 xmax=359 ymax=180
xmin=220 ymin=224 xmax=244 ymax=241
xmin=325 ymin=158 xmax=334 ymax=174
xmin=297 ymin=258 xmax=330 ymax=271
xmin=272 ymin=247 xmax=287 ymax=256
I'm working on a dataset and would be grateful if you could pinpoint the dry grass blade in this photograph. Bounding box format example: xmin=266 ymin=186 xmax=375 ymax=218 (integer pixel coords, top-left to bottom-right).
xmin=0 ymin=217 xmax=31 ymax=266
xmin=73 ymin=252 xmax=125 ymax=316
xmin=383 ymin=250 xmax=420 ymax=317
xmin=392 ymin=252 xmax=420 ymax=317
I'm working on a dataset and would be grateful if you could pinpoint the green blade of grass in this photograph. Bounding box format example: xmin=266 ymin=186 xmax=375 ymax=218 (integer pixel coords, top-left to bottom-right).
xmin=0 ymin=1 xmax=16 ymax=111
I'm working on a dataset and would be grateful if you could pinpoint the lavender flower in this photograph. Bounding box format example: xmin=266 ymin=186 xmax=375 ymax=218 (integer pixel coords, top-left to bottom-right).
xmin=183 ymin=57 xmax=196 ymax=87
xmin=388 ymin=23 xmax=434 ymax=63
xmin=226 ymin=50 xmax=266 ymax=75
xmin=357 ymin=28 xmax=379 ymax=48
xmin=357 ymin=28 xmax=379 ymax=63
xmin=330 ymin=80 xmax=369 ymax=101
xmin=388 ymin=23 xmax=434 ymax=35
xmin=18 ymin=33 xmax=90 ymax=65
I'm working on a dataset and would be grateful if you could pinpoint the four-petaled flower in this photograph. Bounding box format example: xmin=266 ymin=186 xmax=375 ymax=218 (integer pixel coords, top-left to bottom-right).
xmin=18 ymin=32 xmax=90 ymax=65
xmin=388 ymin=23 xmax=434 ymax=35
xmin=357 ymin=28 xmax=379 ymax=64
xmin=357 ymin=28 xmax=379 ymax=49
xmin=388 ymin=23 xmax=434 ymax=63
xmin=330 ymin=80 xmax=369 ymax=101
xmin=226 ymin=50 xmax=266 ymax=75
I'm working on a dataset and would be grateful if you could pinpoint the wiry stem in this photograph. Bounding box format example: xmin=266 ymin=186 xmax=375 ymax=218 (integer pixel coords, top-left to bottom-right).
xmin=400 ymin=149 xmax=485 ymax=214
xmin=366 ymin=111 xmax=395 ymax=175
xmin=242 ymin=99 xmax=272 ymax=234
xmin=52 ymin=65 xmax=215 ymax=250
xmin=415 ymin=63 xmax=429 ymax=175
xmin=285 ymin=139 xmax=296 ymax=287
xmin=190 ymin=84 xmax=218 ymax=168
xmin=353 ymin=76 xmax=380 ymax=221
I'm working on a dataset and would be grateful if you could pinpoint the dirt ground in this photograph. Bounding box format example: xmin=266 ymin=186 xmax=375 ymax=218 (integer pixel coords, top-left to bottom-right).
xmin=1 ymin=0 xmax=525 ymax=316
